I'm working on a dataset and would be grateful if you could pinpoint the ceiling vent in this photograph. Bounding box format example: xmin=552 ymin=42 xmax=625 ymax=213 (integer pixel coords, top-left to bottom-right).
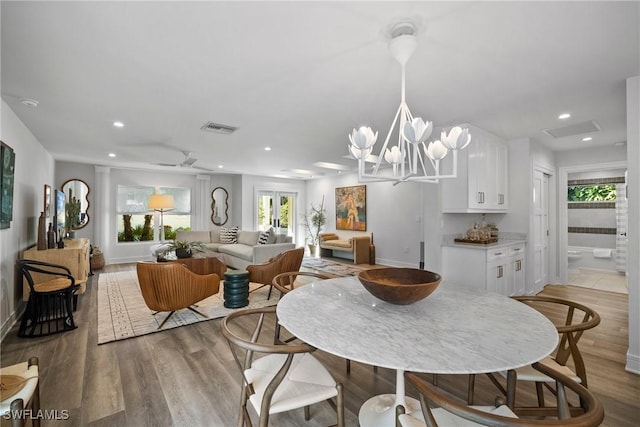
xmin=200 ymin=121 xmax=237 ymax=135
xmin=543 ymin=120 xmax=601 ymax=138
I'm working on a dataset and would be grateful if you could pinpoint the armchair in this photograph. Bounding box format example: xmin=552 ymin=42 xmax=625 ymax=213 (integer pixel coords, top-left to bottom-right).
xmin=17 ymin=259 xmax=80 ymax=337
xmin=247 ymin=247 xmax=304 ymax=299
xmin=136 ymin=262 xmax=220 ymax=329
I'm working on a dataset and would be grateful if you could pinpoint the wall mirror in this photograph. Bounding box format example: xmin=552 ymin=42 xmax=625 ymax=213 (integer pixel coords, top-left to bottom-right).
xmin=61 ymin=178 xmax=90 ymax=230
xmin=211 ymin=187 xmax=229 ymax=226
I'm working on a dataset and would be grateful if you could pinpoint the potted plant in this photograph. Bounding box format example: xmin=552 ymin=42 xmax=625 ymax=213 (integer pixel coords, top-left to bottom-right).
xmin=165 ymin=240 xmax=205 ymax=259
xmin=302 ymin=196 xmax=326 ymax=257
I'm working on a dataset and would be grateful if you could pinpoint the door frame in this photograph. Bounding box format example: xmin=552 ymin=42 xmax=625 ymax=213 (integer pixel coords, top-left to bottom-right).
xmin=530 ymin=163 xmax=555 ymax=294
xmin=558 ymin=160 xmax=627 ymax=284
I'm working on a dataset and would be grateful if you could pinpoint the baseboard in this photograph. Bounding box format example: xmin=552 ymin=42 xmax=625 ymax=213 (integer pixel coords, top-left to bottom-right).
xmin=375 ymin=258 xmax=417 ymax=269
xmin=626 ymin=351 xmax=640 ymax=374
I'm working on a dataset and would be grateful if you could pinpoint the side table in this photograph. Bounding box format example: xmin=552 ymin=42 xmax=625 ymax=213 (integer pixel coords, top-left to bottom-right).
xmin=223 ymin=270 xmax=249 ymax=308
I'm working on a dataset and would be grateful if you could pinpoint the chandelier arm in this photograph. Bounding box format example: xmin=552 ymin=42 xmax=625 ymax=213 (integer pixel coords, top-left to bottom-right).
xmin=371 ymin=103 xmax=404 ymax=175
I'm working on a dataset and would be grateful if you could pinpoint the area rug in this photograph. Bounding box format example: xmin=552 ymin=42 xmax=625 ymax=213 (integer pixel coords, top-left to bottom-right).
xmin=301 ymin=257 xmax=369 ymax=277
xmin=97 ymin=270 xmax=276 ymax=344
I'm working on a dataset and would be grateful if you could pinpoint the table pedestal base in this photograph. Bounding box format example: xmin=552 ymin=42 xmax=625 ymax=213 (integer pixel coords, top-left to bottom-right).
xmin=358 ymin=394 xmax=420 ymax=427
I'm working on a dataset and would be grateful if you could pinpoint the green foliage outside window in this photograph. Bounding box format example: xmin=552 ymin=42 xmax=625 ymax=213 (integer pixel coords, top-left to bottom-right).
xmin=568 ymin=185 xmax=616 ymax=201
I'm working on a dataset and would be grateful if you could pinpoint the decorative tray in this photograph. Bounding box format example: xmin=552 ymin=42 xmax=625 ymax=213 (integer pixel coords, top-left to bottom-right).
xmin=454 ymin=237 xmax=498 ymax=245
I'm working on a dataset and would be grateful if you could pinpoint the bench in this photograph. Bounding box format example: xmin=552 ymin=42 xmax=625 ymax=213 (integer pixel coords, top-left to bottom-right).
xmin=319 ymin=232 xmax=375 ymax=264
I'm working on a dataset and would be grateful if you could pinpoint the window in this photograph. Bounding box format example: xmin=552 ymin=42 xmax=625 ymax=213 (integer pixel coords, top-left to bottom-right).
xmin=567 ymin=184 xmax=616 ymax=201
xmin=117 ymin=186 xmax=191 ymax=242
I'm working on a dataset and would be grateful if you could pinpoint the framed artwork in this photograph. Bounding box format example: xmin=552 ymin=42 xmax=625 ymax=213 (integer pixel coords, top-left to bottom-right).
xmin=0 ymin=141 xmax=16 ymax=229
xmin=335 ymin=185 xmax=366 ymax=231
xmin=55 ymin=189 xmax=66 ymax=236
xmin=44 ymin=184 xmax=52 ymax=217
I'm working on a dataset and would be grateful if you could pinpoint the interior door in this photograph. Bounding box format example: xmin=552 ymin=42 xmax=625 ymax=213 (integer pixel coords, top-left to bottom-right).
xmin=256 ymin=191 xmax=296 ymax=239
xmin=533 ymin=170 xmax=550 ymax=290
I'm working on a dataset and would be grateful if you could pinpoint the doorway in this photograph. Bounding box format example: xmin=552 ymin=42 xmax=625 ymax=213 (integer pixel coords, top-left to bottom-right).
xmin=559 ymin=161 xmax=628 ymax=293
xmin=256 ymin=191 xmax=296 ymax=240
xmin=533 ymin=169 xmax=550 ymax=290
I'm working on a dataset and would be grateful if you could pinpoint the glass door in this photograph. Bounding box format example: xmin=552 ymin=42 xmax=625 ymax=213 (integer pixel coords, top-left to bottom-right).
xmin=256 ymin=191 xmax=296 ymax=240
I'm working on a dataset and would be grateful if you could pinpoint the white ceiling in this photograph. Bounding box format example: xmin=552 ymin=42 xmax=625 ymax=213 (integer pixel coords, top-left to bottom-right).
xmin=2 ymin=1 xmax=638 ymax=179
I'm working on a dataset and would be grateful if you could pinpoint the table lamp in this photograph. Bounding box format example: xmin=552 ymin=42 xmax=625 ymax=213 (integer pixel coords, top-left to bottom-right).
xmin=148 ymin=194 xmax=175 ymax=241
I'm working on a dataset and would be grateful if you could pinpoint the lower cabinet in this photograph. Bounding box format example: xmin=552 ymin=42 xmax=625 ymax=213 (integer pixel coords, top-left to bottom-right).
xmin=442 ymin=242 xmax=526 ymax=296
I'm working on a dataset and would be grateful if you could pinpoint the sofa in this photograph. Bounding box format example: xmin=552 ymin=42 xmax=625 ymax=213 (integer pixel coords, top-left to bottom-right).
xmin=319 ymin=232 xmax=375 ymax=264
xmin=175 ymin=229 xmax=295 ymax=270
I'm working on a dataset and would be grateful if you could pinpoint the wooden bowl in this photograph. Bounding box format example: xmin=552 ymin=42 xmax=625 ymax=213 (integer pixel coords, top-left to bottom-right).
xmin=357 ymin=268 xmax=442 ymax=305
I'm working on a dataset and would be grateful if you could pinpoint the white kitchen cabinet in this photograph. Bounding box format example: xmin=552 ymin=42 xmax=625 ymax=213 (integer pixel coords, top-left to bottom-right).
xmin=442 ymin=241 xmax=525 ymax=296
xmin=441 ymin=124 xmax=508 ymax=213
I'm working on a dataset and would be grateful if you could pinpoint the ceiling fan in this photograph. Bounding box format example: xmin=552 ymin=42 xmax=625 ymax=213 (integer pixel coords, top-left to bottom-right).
xmin=157 ymin=151 xmax=213 ymax=171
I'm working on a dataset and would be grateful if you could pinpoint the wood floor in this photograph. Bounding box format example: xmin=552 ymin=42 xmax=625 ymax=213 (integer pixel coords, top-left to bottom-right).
xmin=2 ymin=263 xmax=638 ymax=426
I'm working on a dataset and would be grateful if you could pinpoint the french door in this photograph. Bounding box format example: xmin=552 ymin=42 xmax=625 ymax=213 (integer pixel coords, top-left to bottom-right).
xmin=256 ymin=191 xmax=296 ymax=239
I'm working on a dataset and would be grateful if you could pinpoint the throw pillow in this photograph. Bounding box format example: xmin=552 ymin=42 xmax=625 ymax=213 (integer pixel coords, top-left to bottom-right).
xmin=257 ymin=227 xmax=274 ymax=245
xmin=219 ymin=226 xmax=239 ymax=244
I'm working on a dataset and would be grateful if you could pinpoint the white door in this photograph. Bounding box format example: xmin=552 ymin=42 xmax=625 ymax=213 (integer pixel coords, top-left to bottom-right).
xmin=256 ymin=191 xmax=296 ymax=239
xmin=533 ymin=170 xmax=550 ymax=290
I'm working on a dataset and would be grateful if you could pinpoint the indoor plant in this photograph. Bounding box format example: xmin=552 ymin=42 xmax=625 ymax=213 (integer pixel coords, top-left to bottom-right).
xmin=165 ymin=239 xmax=205 ymax=259
xmin=302 ymin=196 xmax=326 ymax=257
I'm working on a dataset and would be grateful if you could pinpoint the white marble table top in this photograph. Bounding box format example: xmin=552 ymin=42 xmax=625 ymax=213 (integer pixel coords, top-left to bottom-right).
xmin=277 ymin=276 xmax=558 ymax=374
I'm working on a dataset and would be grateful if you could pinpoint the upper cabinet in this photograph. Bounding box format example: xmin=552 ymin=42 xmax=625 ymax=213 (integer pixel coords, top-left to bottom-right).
xmin=441 ymin=124 xmax=508 ymax=213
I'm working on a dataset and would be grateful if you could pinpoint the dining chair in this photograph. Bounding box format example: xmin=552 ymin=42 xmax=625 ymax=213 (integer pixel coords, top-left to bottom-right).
xmin=247 ymin=247 xmax=305 ymax=300
xmin=398 ymin=362 xmax=604 ymax=427
xmin=221 ymin=306 xmax=345 ymax=427
xmin=468 ymin=296 xmax=600 ymax=414
xmin=17 ymin=259 xmax=80 ymax=337
xmin=271 ymin=271 xmax=377 ymax=375
xmin=0 ymin=356 xmax=40 ymax=427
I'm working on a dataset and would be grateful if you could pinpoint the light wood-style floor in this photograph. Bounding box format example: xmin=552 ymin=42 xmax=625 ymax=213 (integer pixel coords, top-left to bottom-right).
xmin=2 ymin=263 xmax=638 ymax=426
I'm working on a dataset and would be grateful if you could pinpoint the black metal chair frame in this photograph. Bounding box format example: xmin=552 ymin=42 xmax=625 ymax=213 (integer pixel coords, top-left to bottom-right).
xmin=17 ymin=259 xmax=80 ymax=337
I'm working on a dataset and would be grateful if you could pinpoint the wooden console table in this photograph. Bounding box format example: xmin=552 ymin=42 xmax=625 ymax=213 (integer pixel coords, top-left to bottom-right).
xmin=22 ymin=238 xmax=91 ymax=300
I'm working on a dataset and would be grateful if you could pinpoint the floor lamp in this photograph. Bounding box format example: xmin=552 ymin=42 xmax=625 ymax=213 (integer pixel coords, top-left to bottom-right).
xmin=148 ymin=194 xmax=175 ymax=242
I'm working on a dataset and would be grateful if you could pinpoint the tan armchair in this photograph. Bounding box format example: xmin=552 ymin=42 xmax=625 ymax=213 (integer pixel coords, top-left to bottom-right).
xmin=247 ymin=247 xmax=304 ymax=299
xmin=136 ymin=262 xmax=220 ymax=329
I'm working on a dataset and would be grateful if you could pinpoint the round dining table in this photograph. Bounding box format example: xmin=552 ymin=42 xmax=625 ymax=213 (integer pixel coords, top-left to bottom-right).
xmin=276 ymin=276 xmax=559 ymax=427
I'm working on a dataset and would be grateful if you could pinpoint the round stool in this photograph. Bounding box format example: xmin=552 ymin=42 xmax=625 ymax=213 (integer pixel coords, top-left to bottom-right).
xmin=223 ymin=270 xmax=250 ymax=308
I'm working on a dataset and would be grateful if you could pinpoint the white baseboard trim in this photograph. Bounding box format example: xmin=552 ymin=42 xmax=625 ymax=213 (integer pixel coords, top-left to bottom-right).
xmin=626 ymin=351 xmax=640 ymax=374
xmin=375 ymin=258 xmax=419 ymax=269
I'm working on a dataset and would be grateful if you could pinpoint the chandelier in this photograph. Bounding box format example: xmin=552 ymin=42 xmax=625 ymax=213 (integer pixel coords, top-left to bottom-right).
xmin=348 ymin=22 xmax=471 ymax=184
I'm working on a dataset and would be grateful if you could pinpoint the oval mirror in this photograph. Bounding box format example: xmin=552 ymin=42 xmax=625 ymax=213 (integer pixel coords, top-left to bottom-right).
xmin=211 ymin=187 xmax=229 ymax=226
xmin=61 ymin=179 xmax=90 ymax=230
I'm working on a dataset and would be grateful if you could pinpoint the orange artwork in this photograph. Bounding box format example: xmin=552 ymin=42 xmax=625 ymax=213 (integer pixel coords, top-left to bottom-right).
xmin=335 ymin=185 xmax=366 ymax=231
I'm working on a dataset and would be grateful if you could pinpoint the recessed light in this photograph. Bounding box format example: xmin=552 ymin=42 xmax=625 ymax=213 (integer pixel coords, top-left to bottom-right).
xmin=581 ymin=137 xmax=592 ymax=142
xmin=614 ymin=141 xmax=626 ymax=147
xmin=108 ymin=153 xmax=117 ymax=158
xmin=264 ymin=147 xmax=271 ymax=151
xmin=113 ymin=121 xmax=124 ymax=128
xmin=218 ymin=165 xmax=224 ymax=169
xmin=19 ymin=98 xmax=39 ymax=108
xmin=558 ymin=113 xmax=571 ymax=120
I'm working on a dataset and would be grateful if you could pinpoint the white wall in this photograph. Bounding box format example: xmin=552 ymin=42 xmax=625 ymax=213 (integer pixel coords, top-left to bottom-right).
xmin=0 ymin=100 xmax=55 ymax=338
xmin=625 ymin=75 xmax=639 ymax=373
xmin=307 ymin=172 xmax=423 ymax=267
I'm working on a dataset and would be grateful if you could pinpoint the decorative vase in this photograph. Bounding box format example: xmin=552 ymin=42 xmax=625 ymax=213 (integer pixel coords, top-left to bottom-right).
xmin=37 ymin=212 xmax=47 ymax=250
xmin=307 ymin=244 xmax=317 ymax=257
xmin=47 ymin=223 xmax=55 ymax=249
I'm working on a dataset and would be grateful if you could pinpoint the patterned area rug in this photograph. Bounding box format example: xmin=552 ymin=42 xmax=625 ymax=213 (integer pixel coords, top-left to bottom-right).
xmin=301 ymin=257 xmax=369 ymax=277
xmin=97 ymin=270 xmax=276 ymax=344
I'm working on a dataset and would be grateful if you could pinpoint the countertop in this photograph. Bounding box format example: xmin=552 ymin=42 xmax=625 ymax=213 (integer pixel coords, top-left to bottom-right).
xmin=441 ymin=238 xmax=527 ymax=249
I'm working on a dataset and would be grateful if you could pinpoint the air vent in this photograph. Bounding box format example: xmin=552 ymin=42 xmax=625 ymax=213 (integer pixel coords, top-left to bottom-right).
xmin=201 ymin=121 xmax=237 ymax=135
xmin=543 ymin=120 xmax=601 ymax=138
